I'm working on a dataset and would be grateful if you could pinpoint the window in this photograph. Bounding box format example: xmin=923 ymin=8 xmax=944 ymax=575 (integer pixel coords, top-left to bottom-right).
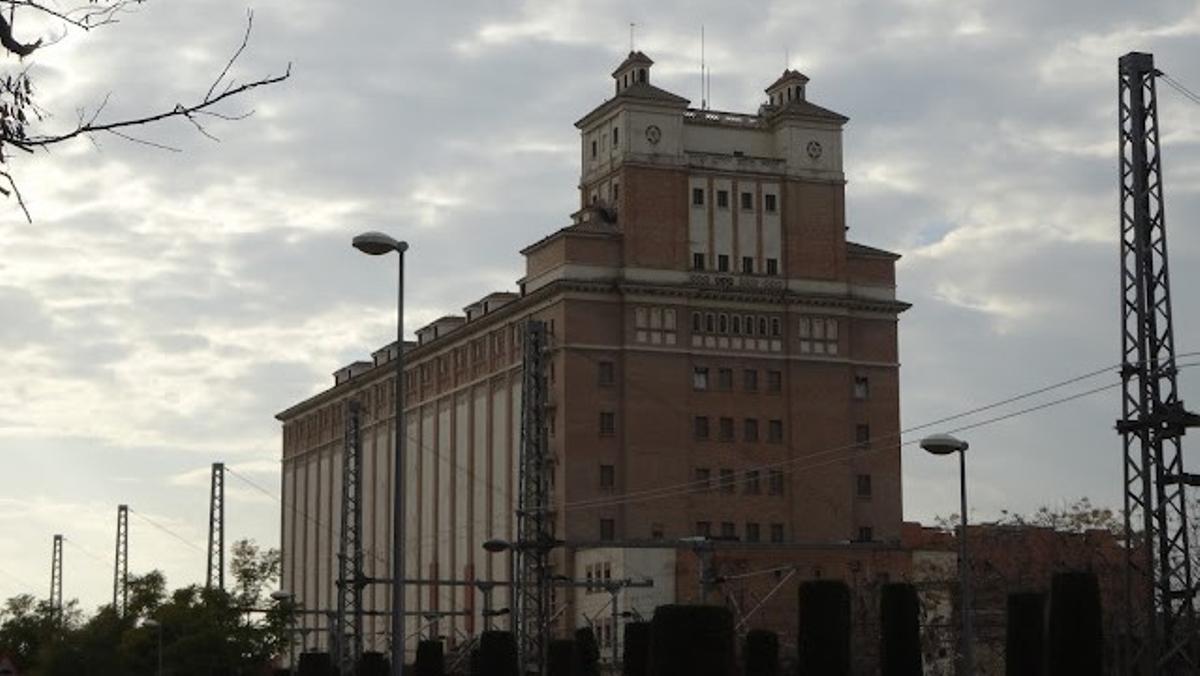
xmin=766 ymin=258 xmax=779 ymax=275
xmin=745 ymin=315 xmax=755 ymax=336
xmin=771 ymin=317 xmax=781 ymax=337
xmin=732 ymin=315 xmax=742 ymax=334
xmin=744 ymin=418 xmax=759 ymax=442
xmin=767 ymin=370 xmax=782 ymax=393
xmin=591 ymin=140 xmax=597 ymax=158
xmin=693 ymin=252 xmax=706 ymax=270
xmin=705 ymin=313 xmax=715 ymax=333
xmin=696 ymin=521 xmax=712 ymax=537
xmin=765 ymin=194 xmax=777 ymax=212
xmin=856 ymin=424 xmax=870 ymax=449
xmin=799 ymin=316 xmax=839 ymax=355
xmin=692 ymin=188 xmax=705 ymax=206
xmin=693 ymin=367 xmax=709 ymax=391
xmin=651 ymin=523 xmax=664 ymax=539
xmin=768 ymin=419 xmax=783 ymax=443
xmin=717 ymin=368 xmax=733 ymax=391
xmin=719 ymin=468 xmax=736 ymax=494
xmin=858 ymin=526 xmax=874 ymax=542
xmin=598 ymin=361 xmax=615 ymax=386
xmin=742 ymin=256 xmax=754 ymax=274
xmin=694 ymin=416 xmax=710 ymax=440
xmin=718 ymin=313 xmax=728 ymax=333
xmin=600 ymin=464 xmax=615 ymax=489
xmin=695 ymin=468 xmax=712 ymax=491
xmin=612 ymin=127 xmax=619 ymax=146
xmin=721 ymin=522 xmax=737 ymax=539
xmin=716 ymin=190 xmax=729 ymax=208
xmin=770 ymin=523 xmax=785 ymax=544
xmin=612 ymin=183 xmax=620 ymax=201
xmin=719 ymin=417 xmax=735 ymax=442
xmin=717 ymin=254 xmax=729 ymax=272
xmin=758 ymin=317 xmax=768 ymax=335
xmin=854 ymin=375 xmax=869 ymax=400
xmin=692 ymin=312 xmax=702 ymax=332
xmin=600 ymin=518 xmax=615 ymax=541
xmin=741 ymin=191 xmax=753 ymax=210
xmin=856 ymin=474 xmax=872 ymax=498
xmin=744 ymin=369 xmax=758 ymax=391
xmin=746 ymin=522 xmax=761 ymax=543
xmin=599 ymin=412 xmax=616 ymax=436
xmin=745 ymin=470 xmax=761 ymax=494
xmin=768 ymin=470 xmax=784 ymax=495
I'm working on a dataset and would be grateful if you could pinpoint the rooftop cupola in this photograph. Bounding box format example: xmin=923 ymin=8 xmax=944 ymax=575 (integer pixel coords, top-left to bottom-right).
xmin=612 ymin=51 xmax=653 ymax=95
xmin=765 ymin=69 xmax=810 ymax=107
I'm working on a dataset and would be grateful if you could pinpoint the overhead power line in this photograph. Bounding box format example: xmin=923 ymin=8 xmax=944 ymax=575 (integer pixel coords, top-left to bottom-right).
xmin=1160 ymin=71 xmax=1200 ymax=106
xmin=128 ymin=508 xmax=205 ymax=554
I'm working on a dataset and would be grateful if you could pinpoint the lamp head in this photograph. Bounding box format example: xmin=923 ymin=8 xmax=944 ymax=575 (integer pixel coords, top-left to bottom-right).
xmin=270 ymin=590 xmax=295 ymax=602
xmin=920 ymin=433 xmax=969 ymax=456
xmin=352 ymin=232 xmax=407 ymax=256
xmin=483 ymin=538 xmax=512 ymax=554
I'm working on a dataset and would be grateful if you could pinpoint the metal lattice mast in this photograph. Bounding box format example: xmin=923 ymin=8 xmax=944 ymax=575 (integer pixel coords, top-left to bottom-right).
xmin=113 ymin=504 xmax=129 ymax=615
xmin=207 ymin=462 xmax=226 ymax=590
xmin=515 ymin=319 xmax=552 ymax=676
xmin=336 ymin=399 xmax=366 ymax=673
xmin=1117 ymin=51 xmax=1199 ymax=675
xmin=49 ymin=534 xmax=63 ymax=622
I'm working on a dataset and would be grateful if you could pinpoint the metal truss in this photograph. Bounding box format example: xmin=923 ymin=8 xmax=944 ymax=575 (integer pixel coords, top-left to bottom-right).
xmin=207 ymin=462 xmax=226 ymax=590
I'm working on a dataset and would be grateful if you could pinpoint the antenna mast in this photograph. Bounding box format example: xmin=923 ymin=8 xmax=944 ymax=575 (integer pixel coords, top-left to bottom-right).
xmin=113 ymin=504 xmax=128 ymax=615
xmin=700 ymin=26 xmax=706 ymax=110
xmin=49 ymin=534 xmax=63 ymax=623
xmin=206 ymin=462 xmax=225 ymax=590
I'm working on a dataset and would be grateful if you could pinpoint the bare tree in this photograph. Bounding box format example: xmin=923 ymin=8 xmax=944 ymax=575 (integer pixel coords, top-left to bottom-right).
xmin=0 ymin=0 xmax=290 ymax=220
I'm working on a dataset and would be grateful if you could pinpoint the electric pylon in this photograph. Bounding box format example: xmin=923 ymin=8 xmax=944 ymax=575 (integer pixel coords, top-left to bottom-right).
xmin=113 ymin=504 xmax=129 ymax=615
xmin=1116 ymin=50 xmax=1200 ymax=675
xmin=49 ymin=534 xmax=63 ymax=622
xmin=207 ymin=462 xmax=226 ymax=590
xmin=336 ymin=398 xmax=365 ymax=673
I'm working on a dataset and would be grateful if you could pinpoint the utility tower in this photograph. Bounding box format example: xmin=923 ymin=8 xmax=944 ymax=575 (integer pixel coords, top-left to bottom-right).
xmin=336 ymin=398 xmax=366 ymax=673
xmin=49 ymin=534 xmax=63 ymax=622
xmin=1116 ymin=50 xmax=1200 ymax=675
xmin=113 ymin=504 xmax=129 ymax=616
xmin=207 ymin=462 xmax=226 ymax=590
xmin=515 ymin=319 xmax=553 ymax=675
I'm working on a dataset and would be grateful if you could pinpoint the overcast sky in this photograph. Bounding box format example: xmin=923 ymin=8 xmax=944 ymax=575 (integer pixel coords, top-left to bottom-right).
xmin=2 ymin=0 xmax=1199 ymax=611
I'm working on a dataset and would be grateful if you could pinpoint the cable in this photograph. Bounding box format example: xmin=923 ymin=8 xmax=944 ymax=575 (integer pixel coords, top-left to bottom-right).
xmin=63 ymin=537 xmax=107 ymax=564
xmin=1160 ymin=72 xmax=1200 ymax=106
xmin=0 ymin=565 xmax=36 ymax=593
xmin=128 ymin=508 xmax=206 ymax=554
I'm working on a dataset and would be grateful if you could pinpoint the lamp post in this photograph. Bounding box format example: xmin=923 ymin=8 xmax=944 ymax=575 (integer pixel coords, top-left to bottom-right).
xmin=353 ymin=231 xmax=409 ymax=676
xmin=271 ymin=590 xmax=298 ymax=676
xmin=921 ymin=433 xmax=972 ymax=676
xmin=143 ymin=619 xmax=163 ymax=676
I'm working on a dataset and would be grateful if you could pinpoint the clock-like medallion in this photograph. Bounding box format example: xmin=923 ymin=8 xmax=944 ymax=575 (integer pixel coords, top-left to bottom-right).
xmin=645 ymin=125 xmax=662 ymax=145
xmin=806 ymin=140 xmax=823 ymax=160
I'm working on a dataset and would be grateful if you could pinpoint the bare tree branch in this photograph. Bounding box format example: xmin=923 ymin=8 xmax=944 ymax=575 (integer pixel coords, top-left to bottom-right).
xmin=0 ymin=8 xmax=41 ymax=55
xmin=0 ymin=169 xmax=31 ymax=222
xmin=206 ymin=8 xmax=253 ymax=102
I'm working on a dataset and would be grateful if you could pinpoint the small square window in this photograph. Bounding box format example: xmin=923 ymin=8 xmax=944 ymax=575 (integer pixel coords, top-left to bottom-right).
xmin=770 ymin=523 xmax=785 ymax=544
xmin=744 ymin=370 xmax=758 ymax=391
xmin=717 ymin=190 xmax=729 ymax=208
xmin=600 ymin=518 xmax=615 ymax=541
xmin=856 ymin=424 xmax=871 ymax=448
xmin=696 ymin=521 xmax=712 ymax=537
xmin=599 ymin=412 xmax=616 ymax=435
xmin=768 ymin=470 xmax=784 ymax=495
xmin=695 ymin=468 xmax=712 ymax=491
xmin=858 ymin=526 xmax=874 ymax=542
xmin=717 ymin=254 xmax=729 ymax=272
xmin=744 ymin=418 xmax=759 ymax=442
xmin=717 ymin=368 xmax=733 ymax=391
xmin=651 ymin=523 xmax=665 ymax=539
xmin=721 ymin=522 xmax=736 ymax=539
xmin=692 ymin=188 xmax=705 ymax=206
xmin=693 ymin=253 xmax=706 ymax=270
xmin=694 ymin=416 xmax=710 ymax=440
xmin=766 ymin=258 xmax=779 ymax=275
xmin=741 ymin=192 xmax=753 ymax=210
xmin=742 ymin=256 xmax=754 ymax=274
xmin=745 ymin=470 xmax=761 ymax=495
xmin=767 ymin=370 xmax=782 ymax=393
xmin=719 ymin=468 xmax=736 ymax=493
xmin=745 ymin=523 xmax=761 ymax=543
xmin=600 ymin=464 xmax=615 ymax=489
xmin=768 ymin=419 xmax=783 ymax=443
xmin=854 ymin=376 xmax=869 ymax=400
xmin=719 ymin=417 xmax=735 ymax=442
xmin=764 ymin=194 xmax=777 ymax=212
xmin=856 ymin=474 xmax=872 ymax=498
xmin=598 ymin=361 xmax=615 ymax=386
xmin=693 ymin=367 xmax=709 ymax=390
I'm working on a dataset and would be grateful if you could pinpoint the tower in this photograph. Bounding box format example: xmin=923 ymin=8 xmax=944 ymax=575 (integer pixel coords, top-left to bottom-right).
xmin=113 ymin=504 xmax=129 ymax=615
xmin=207 ymin=462 xmax=225 ymax=590
xmin=49 ymin=533 xmax=63 ymax=622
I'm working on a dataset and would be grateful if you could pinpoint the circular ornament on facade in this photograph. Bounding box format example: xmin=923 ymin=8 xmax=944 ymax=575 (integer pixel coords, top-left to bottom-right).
xmin=645 ymin=125 xmax=662 ymax=145
xmin=806 ymin=140 xmax=823 ymax=160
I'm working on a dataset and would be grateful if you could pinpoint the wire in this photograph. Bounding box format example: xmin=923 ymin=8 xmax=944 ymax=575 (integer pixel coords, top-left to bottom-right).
xmin=1160 ymin=72 xmax=1200 ymax=106
xmin=0 ymin=565 xmax=36 ymax=594
xmin=128 ymin=508 xmax=206 ymax=554
xmin=63 ymin=537 xmax=107 ymax=564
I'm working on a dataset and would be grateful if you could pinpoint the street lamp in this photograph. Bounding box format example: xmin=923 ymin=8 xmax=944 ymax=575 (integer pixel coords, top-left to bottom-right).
xmin=143 ymin=619 xmax=163 ymax=676
xmin=353 ymin=231 xmax=409 ymax=676
xmin=271 ymin=590 xmax=298 ymax=676
xmin=921 ymin=433 xmax=972 ymax=676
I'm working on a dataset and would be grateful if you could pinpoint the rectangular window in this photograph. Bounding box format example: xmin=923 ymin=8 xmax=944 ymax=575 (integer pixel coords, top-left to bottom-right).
xmin=612 ymin=182 xmax=620 ymax=201
xmin=612 ymin=127 xmax=619 ymax=146
xmin=744 ymin=418 xmax=759 ymax=442
xmin=693 ymin=367 xmax=709 ymax=391
xmin=764 ymin=194 xmax=777 ymax=212
xmin=694 ymin=416 xmax=710 ymax=440
xmin=696 ymin=521 xmax=712 ymax=537
xmin=721 ymin=522 xmax=736 ymax=539
xmin=692 ymin=312 xmax=702 ymax=332
xmin=600 ymin=518 xmax=615 ymax=541
xmin=856 ymin=474 xmax=873 ymax=498
xmin=718 ymin=314 xmax=728 ymax=333
xmin=719 ymin=468 xmax=736 ymax=494
xmin=745 ymin=522 xmax=761 ymax=543
xmin=693 ymin=252 xmax=706 ymax=270
xmin=771 ymin=317 xmax=781 ymax=337
xmin=744 ymin=369 xmax=758 ymax=391
xmin=719 ymin=417 xmax=735 ymax=442
xmin=695 ymin=468 xmax=712 ymax=491
xmin=767 ymin=370 xmax=782 ymax=393
xmin=745 ymin=470 xmax=761 ymax=494
xmin=600 ymin=464 xmax=615 ymax=489
xmin=732 ymin=315 xmax=742 ymax=334
xmin=766 ymin=258 xmax=779 ymax=275
xmin=717 ymin=190 xmax=729 ymax=208
xmin=717 ymin=254 xmax=730 ymax=272
xmin=741 ymin=191 xmax=753 ymax=210
xmin=856 ymin=424 xmax=870 ymax=449
xmin=854 ymin=375 xmax=869 ymax=400
xmin=858 ymin=526 xmax=874 ymax=542
xmin=768 ymin=470 xmax=784 ymax=495
xmin=706 ymin=313 xmax=715 ymax=332
xmin=742 ymin=256 xmax=754 ymax=274
xmin=768 ymin=419 xmax=783 ymax=443
xmin=692 ymin=188 xmax=705 ymax=206
xmin=591 ymin=140 xmax=597 ymax=158
xmin=717 ymin=368 xmax=733 ymax=391
xmin=770 ymin=523 xmax=785 ymax=544
xmin=598 ymin=361 xmax=615 ymax=386
xmin=599 ymin=412 xmax=616 ymax=436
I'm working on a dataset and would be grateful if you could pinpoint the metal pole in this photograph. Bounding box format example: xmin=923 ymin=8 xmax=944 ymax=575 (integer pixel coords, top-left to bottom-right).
xmin=480 ymin=582 xmax=495 ymax=630
xmin=392 ymin=246 xmax=408 ymax=676
xmin=609 ymin=585 xmax=620 ymax=673
xmin=959 ymin=448 xmax=973 ymax=676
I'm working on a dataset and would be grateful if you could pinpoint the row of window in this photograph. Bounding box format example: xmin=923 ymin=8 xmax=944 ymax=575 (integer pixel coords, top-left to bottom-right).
xmin=691 ymin=187 xmax=778 ymax=213
xmin=695 ymin=520 xmax=786 ymax=544
xmin=589 ymin=126 xmax=620 ymax=158
xmin=692 ymin=253 xmax=779 ymax=275
xmin=694 ymin=467 xmax=786 ymax=495
xmin=692 ymin=311 xmax=783 ymax=337
xmin=692 ymin=367 xmax=783 ymax=393
xmin=693 ymin=416 xmax=784 ymax=443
